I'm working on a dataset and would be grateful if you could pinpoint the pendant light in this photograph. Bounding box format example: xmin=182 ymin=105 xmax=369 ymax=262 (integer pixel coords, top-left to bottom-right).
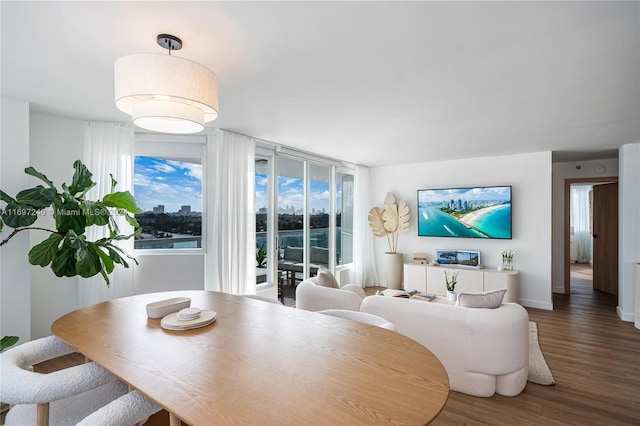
xmin=114 ymin=34 xmax=218 ymax=134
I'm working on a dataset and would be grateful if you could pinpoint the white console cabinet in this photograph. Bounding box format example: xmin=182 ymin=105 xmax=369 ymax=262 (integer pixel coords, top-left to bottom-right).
xmin=403 ymin=263 xmax=520 ymax=303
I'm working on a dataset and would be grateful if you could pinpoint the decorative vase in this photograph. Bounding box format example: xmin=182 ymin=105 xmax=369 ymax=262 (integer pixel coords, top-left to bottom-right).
xmin=447 ymin=291 xmax=457 ymax=301
xmin=384 ymin=252 xmax=403 ymax=290
xmin=502 ymin=258 xmax=514 ymax=271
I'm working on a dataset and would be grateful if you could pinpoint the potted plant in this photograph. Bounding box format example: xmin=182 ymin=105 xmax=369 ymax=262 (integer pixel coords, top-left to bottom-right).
xmin=444 ymin=269 xmax=460 ymax=301
xmin=0 ymin=161 xmax=141 ymax=285
xmin=368 ymin=192 xmax=410 ymax=289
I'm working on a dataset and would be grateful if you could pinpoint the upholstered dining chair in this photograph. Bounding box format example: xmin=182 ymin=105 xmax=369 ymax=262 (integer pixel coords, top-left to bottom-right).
xmin=318 ymin=309 xmax=398 ymax=331
xmin=77 ymin=389 xmax=162 ymax=426
xmin=0 ymin=335 xmax=128 ymax=426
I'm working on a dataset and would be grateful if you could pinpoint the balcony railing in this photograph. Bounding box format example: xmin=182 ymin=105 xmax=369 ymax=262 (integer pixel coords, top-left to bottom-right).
xmin=134 ymin=235 xmax=202 ymax=250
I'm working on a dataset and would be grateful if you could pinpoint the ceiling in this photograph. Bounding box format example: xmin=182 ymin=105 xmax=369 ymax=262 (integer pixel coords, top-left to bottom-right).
xmin=2 ymin=1 xmax=638 ymax=167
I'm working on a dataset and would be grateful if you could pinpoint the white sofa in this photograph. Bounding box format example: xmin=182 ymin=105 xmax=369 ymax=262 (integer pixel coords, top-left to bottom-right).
xmin=360 ymin=295 xmax=529 ymax=397
xmin=295 ymin=277 xmax=366 ymax=312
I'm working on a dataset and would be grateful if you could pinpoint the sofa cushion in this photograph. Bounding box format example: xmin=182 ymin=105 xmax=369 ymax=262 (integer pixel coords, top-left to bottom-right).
xmin=317 ymin=266 xmax=339 ymax=288
xmin=456 ymin=289 xmax=507 ymax=308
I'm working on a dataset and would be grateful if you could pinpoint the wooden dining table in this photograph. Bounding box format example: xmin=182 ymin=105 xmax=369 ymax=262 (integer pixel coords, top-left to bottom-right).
xmin=52 ymin=291 xmax=449 ymax=425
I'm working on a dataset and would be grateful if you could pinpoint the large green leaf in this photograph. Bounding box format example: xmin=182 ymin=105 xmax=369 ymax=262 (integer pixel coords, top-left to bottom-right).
xmin=68 ymin=160 xmax=94 ymax=195
xmin=1 ymin=202 xmax=38 ymax=228
xmin=51 ymin=245 xmax=77 ymax=277
xmin=0 ymin=190 xmax=16 ymax=204
xmin=28 ymin=233 xmax=64 ymax=267
xmin=102 ymin=191 xmax=142 ymax=213
xmin=16 ymin=186 xmax=57 ymax=209
xmin=54 ymin=201 xmax=87 ymax=234
xmin=93 ymin=244 xmax=115 ymax=274
xmin=75 ymin=243 xmax=102 ymax=278
xmin=82 ymin=201 xmax=110 ymax=226
xmin=24 ymin=166 xmax=54 ymax=188
xmin=65 ymin=229 xmax=85 ymax=250
xmin=124 ymin=213 xmax=139 ymax=229
xmin=0 ymin=336 xmax=19 ymax=351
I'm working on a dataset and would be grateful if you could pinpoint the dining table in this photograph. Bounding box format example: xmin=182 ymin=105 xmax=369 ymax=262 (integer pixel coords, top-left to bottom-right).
xmin=52 ymin=290 xmax=449 ymax=425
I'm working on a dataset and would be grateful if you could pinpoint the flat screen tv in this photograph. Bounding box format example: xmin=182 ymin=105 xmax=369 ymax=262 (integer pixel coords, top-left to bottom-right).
xmin=417 ymin=185 xmax=512 ymax=239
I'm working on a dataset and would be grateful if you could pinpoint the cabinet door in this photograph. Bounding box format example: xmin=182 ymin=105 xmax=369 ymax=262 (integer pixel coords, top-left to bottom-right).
xmin=484 ymin=271 xmax=519 ymax=303
xmin=403 ymin=264 xmax=427 ymax=292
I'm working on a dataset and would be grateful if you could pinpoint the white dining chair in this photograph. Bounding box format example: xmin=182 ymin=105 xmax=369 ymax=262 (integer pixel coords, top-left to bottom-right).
xmin=0 ymin=335 xmax=128 ymax=426
xmin=76 ymin=389 xmax=162 ymax=426
xmin=318 ymin=309 xmax=398 ymax=331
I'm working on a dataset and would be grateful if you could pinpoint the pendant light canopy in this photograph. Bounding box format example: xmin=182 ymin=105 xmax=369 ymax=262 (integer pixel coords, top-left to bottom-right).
xmin=114 ymin=34 xmax=218 ymax=134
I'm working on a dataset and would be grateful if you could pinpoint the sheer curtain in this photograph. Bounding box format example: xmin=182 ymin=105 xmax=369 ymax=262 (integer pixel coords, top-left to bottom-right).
xmin=570 ymin=185 xmax=593 ymax=264
xmin=205 ymin=130 xmax=256 ymax=294
xmin=79 ymin=122 xmax=135 ymax=307
xmin=353 ymin=165 xmax=379 ymax=287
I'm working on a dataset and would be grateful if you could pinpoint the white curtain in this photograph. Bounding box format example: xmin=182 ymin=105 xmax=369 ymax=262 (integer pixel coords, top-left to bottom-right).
xmin=570 ymin=185 xmax=593 ymax=264
xmin=205 ymin=130 xmax=256 ymax=294
xmin=79 ymin=122 xmax=135 ymax=307
xmin=353 ymin=165 xmax=379 ymax=287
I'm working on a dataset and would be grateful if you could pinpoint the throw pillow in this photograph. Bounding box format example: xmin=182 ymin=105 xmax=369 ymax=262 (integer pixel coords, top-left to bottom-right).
xmin=316 ymin=266 xmax=339 ymax=288
xmin=456 ymin=289 xmax=507 ymax=309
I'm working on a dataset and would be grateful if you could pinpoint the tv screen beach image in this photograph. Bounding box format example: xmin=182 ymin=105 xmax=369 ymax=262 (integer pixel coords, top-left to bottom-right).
xmin=418 ymin=186 xmax=512 ymax=239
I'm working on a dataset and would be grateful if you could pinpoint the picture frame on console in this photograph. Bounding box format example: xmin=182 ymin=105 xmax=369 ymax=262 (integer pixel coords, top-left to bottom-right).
xmin=436 ymin=249 xmax=481 ymax=267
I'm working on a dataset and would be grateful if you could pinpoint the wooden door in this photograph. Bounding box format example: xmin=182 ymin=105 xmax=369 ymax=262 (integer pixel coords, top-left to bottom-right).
xmin=592 ymin=183 xmax=618 ymax=295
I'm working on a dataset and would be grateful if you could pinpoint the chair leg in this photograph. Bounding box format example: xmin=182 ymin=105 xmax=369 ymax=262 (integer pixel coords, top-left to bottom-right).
xmin=36 ymin=402 xmax=49 ymax=426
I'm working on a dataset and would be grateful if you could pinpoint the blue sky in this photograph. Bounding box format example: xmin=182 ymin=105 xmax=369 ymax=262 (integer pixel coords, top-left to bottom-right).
xmin=134 ymin=156 xmax=202 ymax=213
xmin=134 ymin=161 xmax=335 ymax=215
xmin=256 ymin=173 xmax=335 ymax=214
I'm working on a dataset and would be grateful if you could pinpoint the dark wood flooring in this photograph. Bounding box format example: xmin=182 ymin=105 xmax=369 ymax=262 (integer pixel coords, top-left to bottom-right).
xmin=4 ymin=264 xmax=638 ymax=425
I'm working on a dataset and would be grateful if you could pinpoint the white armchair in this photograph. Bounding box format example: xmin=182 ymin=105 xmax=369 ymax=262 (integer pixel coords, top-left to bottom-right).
xmin=0 ymin=336 xmax=128 ymax=425
xmin=295 ymin=277 xmax=365 ymax=312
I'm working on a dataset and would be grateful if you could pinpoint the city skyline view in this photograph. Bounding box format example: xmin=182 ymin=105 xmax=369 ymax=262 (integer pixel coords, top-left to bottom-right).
xmin=256 ymin=173 xmax=338 ymax=215
xmin=134 ymin=156 xmax=203 ymax=213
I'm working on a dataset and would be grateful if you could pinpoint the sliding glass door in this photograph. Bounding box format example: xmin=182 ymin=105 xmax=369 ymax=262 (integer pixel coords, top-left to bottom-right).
xmin=254 ymin=150 xmax=354 ymax=299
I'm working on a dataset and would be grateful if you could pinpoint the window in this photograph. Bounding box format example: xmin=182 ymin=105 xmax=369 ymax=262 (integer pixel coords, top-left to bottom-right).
xmin=134 ymin=136 xmax=205 ymax=251
xmin=336 ymin=171 xmax=354 ymax=265
xmin=254 ymin=146 xmax=354 ymax=297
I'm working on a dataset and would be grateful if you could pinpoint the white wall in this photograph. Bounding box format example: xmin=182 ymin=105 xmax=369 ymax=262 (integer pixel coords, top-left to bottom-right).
xmin=29 ymin=112 xmax=86 ymax=338
xmin=551 ymin=158 xmax=619 ymax=294
xmin=133 ymin=254 xmax=205 ymax=294
xmin=370 ymin=151 xmax=553 ymax=310
xmin=26 ymin=112 xmax=206 ymax=339
xmin=0 ymin=97 xmax=31 ymax=344
xmin=618 ymin=143 xmax=640 ymax=323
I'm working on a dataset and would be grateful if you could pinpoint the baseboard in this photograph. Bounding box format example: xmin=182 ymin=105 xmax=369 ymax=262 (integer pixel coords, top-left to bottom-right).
xmin=520 ymin=298 xmax=553 ymax=311
xmin=616 ymin=306 xmax=635 ymax=322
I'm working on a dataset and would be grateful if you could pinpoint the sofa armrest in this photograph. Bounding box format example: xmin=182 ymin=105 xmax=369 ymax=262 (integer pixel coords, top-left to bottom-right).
xmin=360 ymin=296 xmax=529 ymax=377
xmin=296 ymin=281 xmax=363 ymax=312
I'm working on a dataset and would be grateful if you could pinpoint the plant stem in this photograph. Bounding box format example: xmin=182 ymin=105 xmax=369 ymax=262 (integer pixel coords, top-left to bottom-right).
xmin=0 ymin=227 xmax=60 ymax=246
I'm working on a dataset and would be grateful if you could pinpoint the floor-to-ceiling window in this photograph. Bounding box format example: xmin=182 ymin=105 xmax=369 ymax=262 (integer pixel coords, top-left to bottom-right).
xmin=254 ymin=147 xmax=354 ymax=299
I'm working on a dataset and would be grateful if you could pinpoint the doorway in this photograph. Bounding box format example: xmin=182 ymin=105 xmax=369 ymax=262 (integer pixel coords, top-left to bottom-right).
xmin=564 ymin=177 xmax=618 ymax=296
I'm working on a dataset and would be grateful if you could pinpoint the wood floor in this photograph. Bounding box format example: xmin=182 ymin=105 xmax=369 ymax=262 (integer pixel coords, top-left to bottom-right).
xmin=7 ymin=266 xmax=639 ymax=425
xmin=430 ymin=264 xmax=640 ymax=425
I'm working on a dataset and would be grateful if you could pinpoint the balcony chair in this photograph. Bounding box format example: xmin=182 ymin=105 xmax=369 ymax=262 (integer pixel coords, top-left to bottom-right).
xmin=0 ymin=335 xmax=128 ymax=426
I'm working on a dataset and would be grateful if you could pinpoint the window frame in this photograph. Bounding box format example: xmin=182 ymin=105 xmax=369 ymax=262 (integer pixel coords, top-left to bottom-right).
xmin=133 ymin=134 xmax=207 ymax=256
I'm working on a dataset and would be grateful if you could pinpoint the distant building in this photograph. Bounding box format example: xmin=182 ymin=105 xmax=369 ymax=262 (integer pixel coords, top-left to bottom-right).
xmin=178 ymin=205 xmax=191 ymax=216
xmin=153 ymin=204 xmax=165 ymax=214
